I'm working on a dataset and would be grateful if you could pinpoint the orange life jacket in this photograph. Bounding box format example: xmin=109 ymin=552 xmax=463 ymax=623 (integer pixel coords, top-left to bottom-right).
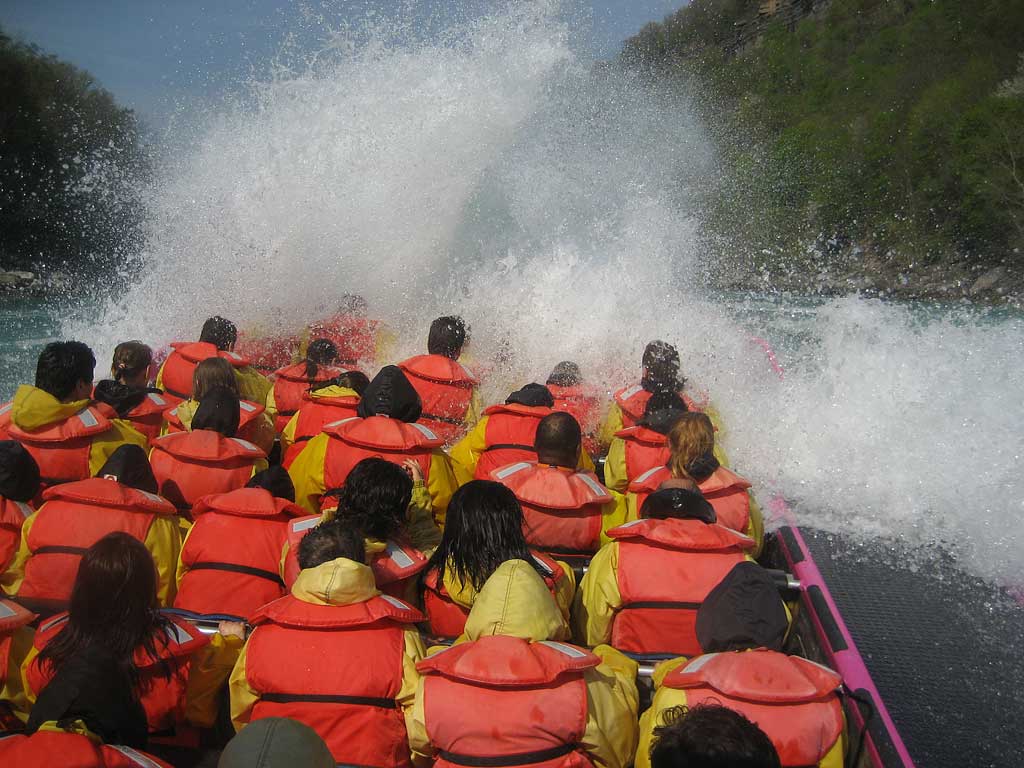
xmin=613 ymin=384 xmax=703 ymax=428
xmin=0 ymin=598 xmax=35 ymax=676
xmin=0 ymin=401 xmax=116 ymax=489
xmin=0 ymin=497 xmax=32 ymax=573
xmin=308 ymin=314 xmax=379 ymax=367
xmin=474 ymin=403 xmax=554 ymax=479
xmin=246 ymin=592 xmax=422 ymax=766
xmin=19 ymin=479 xmax=176 ymax=606
xmin=418 ymin=636 xmax=599 ymax=768
xmin=547 ymin=384 xmax=601 ymax=456
xmin=0 ymin=732 xmax=174 ymax=768
xmin=121 ymin=392 xmax=173 ymax=443
xmin=492 ymin=462 xmax=612 ymax=558
xmin=421 ymin=553 xmax=565 ymax=640
xmin=629 ymin=465 xmax=752 ymax=533
xmin=281 ymin=392 xmax=361 ymax=468
xmin=397 ymin=355 xmax=477 ymax=444
xmin=270 ymin=363 xmax=343 ymax=433
xmin=607 ymin=518 xmax=754 ymax=657
xmin=29 ymin=611 xmax=209 ymax=733
xmin=174 ymin=488 xmax=303 ymax=618
xmin=149 ymin=431 xmax=265 ymax=514
xmin=163 ymin=398 xmax=266 ymax=447
xmin=159 ymin=342 xmax=251 ymax=401
xmin=235 ymin=332 xmax=299 ymax=375
xmin=614 ymin=426 xmax=671 ymax=484
xmin=662 ymin=650 xmax=844 ymax=767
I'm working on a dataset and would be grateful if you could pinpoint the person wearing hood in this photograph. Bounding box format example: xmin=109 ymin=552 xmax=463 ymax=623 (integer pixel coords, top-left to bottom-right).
xmin=149 ymin=388 xmax=268 ymax=516
xmin=218 ymin=717 xmax=335 ymax=768
xmin=0 ymin=442 xmax=39 ymax=575
xmin=410 ymin=558 xmax=640 ymax=768
xmin=397 ymin=316 xmax=481 ymax=446
xmin=451 ymin=383 xmax=595 ymax=480
xmin=605 ymin=392 xmax=687 ymax=494
xmin=286 ymin=366 xmax=459 ymax=524
xmin=93 ymin=341 xmax=172 ymax=443
xmin=546 ymin=361 xmax=602 ymax=458
xmin=279 ymin=370 xmax=368 ymax=468
xmin=174 ymin=467 xmax=306 ymax=618
xmin=0 ymin=342 xmax=148 ymax=492
xmin=574 ymin=487 xmax=757 ymax=658
xmin=636 ymin=563 xmax=842 ymax=768
xmin=156 ymin=316 xmax=271 ymax=404
xmin=229 ymin=520 xmax=426 ymax=766
xmin=1 ymin=445 xmax=181 ymax=606
xmin=627 ymin=412 xmax=763 ymax=553
xmin=265 ymin=339 xmax=342 ymax=433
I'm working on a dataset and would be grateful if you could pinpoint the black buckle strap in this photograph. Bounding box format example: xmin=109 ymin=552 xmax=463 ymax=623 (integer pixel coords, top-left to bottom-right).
xmin=439 ymin=742 xmax=579 ymax=767
xmin=34 ymin=545 xmax=89 ymax=556
xmin=189 ymin=562 xmax=284 ymax=586
xmin=261 ymin=692 xmax=396 ymax=708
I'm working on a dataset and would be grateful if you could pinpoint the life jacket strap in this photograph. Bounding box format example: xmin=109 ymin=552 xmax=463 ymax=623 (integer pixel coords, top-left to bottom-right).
xmin=33 ymin=545 xmax=89 ymax=556
xmin=261 ymin=692 xmax=396 ymax=708
xmin=621 ymin=600 xmax=702 ymax=610
xmin=439 ymin=742 xmax=579 ymax=767
xmin=482 ymin=443 xmax=534 ymax=453
xmin=163 ymin=385 xmax=191 ymax=400
xmin=188 ymin=561 xmax=284 ymax=585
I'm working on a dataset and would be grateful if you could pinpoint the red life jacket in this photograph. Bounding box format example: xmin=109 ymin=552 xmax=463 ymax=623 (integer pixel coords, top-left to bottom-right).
xmin=614 ymin=426 xmax=671 ymax=484
xmin=607 ymin=518 xmax=754 ymax=657
xmin=492 ymin=462 xmax=612 ymax=557
xmin=120 ymin=392 xmax=173 ymax=444
xmin=547 ymin=384 xmax=601 ymax=456
xmin=235 ymin=332 xmax=300 ymax=375
xmin=0 ymin=497 xmax=32 ymax=573
xmin=0 ymin=401 xmax=115 ymax=489
xmin=662 ymin=650 xmax=844 ymax=767
xmin=0 ymin=732 xmax=174 ymax=768
xmin=397 ymin=355 xmax=477 ymax=444
xmin=159 ymin=342 xmax=251 ymax=401
xmin=174 ymin=488 xmax=303 ymax=618
xmin=281 ymin=392 xmax=361 ymax=468
xmin=418 ymin=636 xmax=599 ymax=768
xmin=149 ymin=431 xmax=265 ymax=514
xmin=474 ymin=403 xmax=554 ymax=479
xmin=613 ymin=385 xmax=703 ymax=428
xmin=319 ymin=416 xmax=440 ymax=506
xmin=163 ymin=398 xmax=267 ymax=447
xmin=630 ymin=465 xmax=752 ymax=533
xmin=422 ymin=553 xmax=565 ymax=640
xmin=308 ymin=314 xmax=380 ymax=367
xmin=270 ymin=363 xmax=343 ymax=433
xmin=29 ymin=611 xmax=209 ymax=733
xmin=19 ymin=479 xmax=176 ymax=605
xmin=246 ymin=592 xmax=423 ymax=766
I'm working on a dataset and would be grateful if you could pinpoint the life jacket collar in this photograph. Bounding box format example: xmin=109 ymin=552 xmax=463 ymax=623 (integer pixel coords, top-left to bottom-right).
xmin=324 ymin=415 xmax=442 ymax=451
xmin=40 ymin=477 xmax=176 ymax=515
xmin=150 ymin=430 xmax=266 ymax=462
xmin=607 ymin=517 xmax=755 ymax=552
xmin=399 ymin=354 xmax=477 ymax=386
xmin=417 ymin=635 xmax=597 ymax=686
xmin=191 ymin=487 xmax=305 ymax=519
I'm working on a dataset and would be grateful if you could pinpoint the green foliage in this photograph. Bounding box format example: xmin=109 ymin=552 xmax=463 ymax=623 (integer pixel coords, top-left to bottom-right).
xmin=0 ymin=27 xmax=147 ymax=275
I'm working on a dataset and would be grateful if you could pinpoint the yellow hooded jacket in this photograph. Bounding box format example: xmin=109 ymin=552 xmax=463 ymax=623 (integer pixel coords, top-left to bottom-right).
xmin=276 ymin=385 xmax=360 ymax=458
xmin=409 ymin=559 xmax=639 ymax=768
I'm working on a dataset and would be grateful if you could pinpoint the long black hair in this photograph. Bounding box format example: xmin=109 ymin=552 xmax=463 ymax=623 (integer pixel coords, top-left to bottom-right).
xmin=333 ymin=458 xmax=412 ymax=541
xmin=37 ymin=533 xmax=173 ymax=691
xmin=304 ymin=338 xmax=339 ymax=380
xmin=641 ymin=340 xmax=685 ymax=394
xmin=423 ymin=480 xmax=546 ymax=593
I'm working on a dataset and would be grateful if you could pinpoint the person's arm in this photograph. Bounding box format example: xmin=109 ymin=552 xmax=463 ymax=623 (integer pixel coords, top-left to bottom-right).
xmin=597 ymin=403 xmax=624 ymax=450
xmin=234 ymin=367 xmax=272 ymax=405
xmin=405 ymin=462 xmax=442 ymax=550
xmin=144 ymin=517 xmax=183 ymax=607
xmin=186 ymin=625 xmax=245 ymax=728
xmin=287 ymin=434 xmax=330 ymax=514
xmin=399 ymin=630 xmax=428 ymax=766
xmin=228 ymin=640 xmax=260 ymax=731
xmin=0 ymin=514 xmax=35 ymax=596
xmin=89 ymin=420 xmax=148 ymax=475
xmin=579 ymin=645 xmax=640 ymax=768
xmin=464 ymin=387 xmax=482 ymax=428
xmin=408 ymin=677 xmax=436 ymax=766
xmin=603 ymin=439 xmax=628 ymax=493
xmin=264 ymin=387 xmax=279 ymax=423
xmin=426 ymin=451 xmax=460 ymax=529
xmin=598 ymin=492 xmax=629 ymax=546
xmin=572 ymin=543 xmax=621 ymax=647
xmin=280 ymin=412 xmax=300 ymax=457
xmin=448 ymin=418 xmax=488 ymax=480
xmin=578 ymin=447 xmax=596 ymax=472
xmin=552 ymin=559 xmax=577 ymax=624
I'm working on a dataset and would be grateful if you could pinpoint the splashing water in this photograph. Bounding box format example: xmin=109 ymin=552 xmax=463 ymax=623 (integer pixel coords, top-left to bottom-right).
xmin=66 ymin=2 xmax=1024 ymax=588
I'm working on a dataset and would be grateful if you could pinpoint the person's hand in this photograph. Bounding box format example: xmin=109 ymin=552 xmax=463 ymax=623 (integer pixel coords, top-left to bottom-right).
xmin=403 ymin=459 xmax=424 ymax=484
xmin=218 ymin=621 xmax=246 ymax=640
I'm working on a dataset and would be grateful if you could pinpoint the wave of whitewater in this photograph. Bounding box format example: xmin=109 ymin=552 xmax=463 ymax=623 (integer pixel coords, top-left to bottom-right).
xmin=71 ymin=2 xmax=1024 ymax=588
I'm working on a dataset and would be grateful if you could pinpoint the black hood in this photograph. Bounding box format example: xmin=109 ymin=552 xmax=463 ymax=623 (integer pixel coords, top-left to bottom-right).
xmin=685 ymin=452 xmax=720 ymax=481
xmin=356 ymin=366 xmax=422 ymax=422
xmin=696 ymin=561 xmax=788 ymax=653
xmin=640 ymin=391 xmax=688 ymax=435
xmin=0 ymin=440 xmax=40 ymax=502
xmin=247 ymin=466 xmax=296 ymax=502
xmin=640 ymin=487 xmax=716 ymax=523
xmin=96 ymin=444 xmax=158 ymax=494
xmin=93 ymin=379 xmax=159 ymax=418
xmin=505 ymin=383 xmax=554 ymax=408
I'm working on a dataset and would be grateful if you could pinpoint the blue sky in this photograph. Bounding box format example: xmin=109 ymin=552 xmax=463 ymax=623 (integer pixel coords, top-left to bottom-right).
xmin=1 ymin=1 xmax=683 ymax=130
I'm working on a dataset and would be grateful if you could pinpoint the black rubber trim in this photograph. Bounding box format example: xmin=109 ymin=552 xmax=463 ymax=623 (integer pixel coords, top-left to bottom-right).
xmin=439 ymin=743 xmax=578 ymax=767
xmin=807 ymin=585 xmax=848 ymax=652
xmin=188 ymin=561 xmax=284 ymax=585
xmin=34 ymin=545 xmax=88 ymax=556
xmin=261 ymin=692 xmax=396 ymax=708
xmin=777 ymin=526 xmax=805 ymax=564
xmin=855 ymin=687 xmax=910 ymax=768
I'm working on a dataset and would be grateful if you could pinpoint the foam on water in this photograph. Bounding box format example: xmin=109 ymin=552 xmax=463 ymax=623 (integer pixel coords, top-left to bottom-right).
xmin=69 ymin=1 xmax=1024 ymax=588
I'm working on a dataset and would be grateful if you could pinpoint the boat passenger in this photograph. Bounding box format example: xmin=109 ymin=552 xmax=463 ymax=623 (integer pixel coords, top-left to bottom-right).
xmin=0 ymin=341 xmax=147 ymax=491
xmin=156 ymin=316 xmax=271 ymax=404
xmin=410 ymin=558 xmax=640 ymax=768
xmin=265 ymin=338 xmax=341 ymax=433
xmin=649 ymin=704 xmax=782 ymax=768
xmin=397 ymin=315 xmax=480 ymax=446
xmin=420 ymin=480 xmax=574 ymax=641
xmin=306 ymin=294 xmax=392 ymax=370
xmin=23 ymin=532 xmax=241 ymax=733
xmin=0 ymin=442 xmax=38 ymax=575
xmin=218 ymin=717 xmax=335 ymax=768
xmin=287 ymin=366 xmax=459 ymax=525
xmin=546 ymin=360 xmax=602 ymax=457
xmin=162 ymin=357 xmax=275 ymax=454
xmin=604 ymin=391 xmax=687 ymax=493
xmin=3 ymin=445 xmax=181 ymax=607
xmin=627 ymin=412 xmax=763 ymax=552
xmin=229 ymin=521 xmax=425 ymax=766
xmin=279 ymin=370 xmax=367 ymax=467
xmin=150 ymin=389 xmax=268 ymax=515
xmin=638 ymin=563 xmax=841 ymax=768
xmin=574 ymin=487 xmax=755 ymax=658
xmin=93 ymin=341 xmax=170 ymax=443
xmin=489 ymin=412 xmax=626 ymax=566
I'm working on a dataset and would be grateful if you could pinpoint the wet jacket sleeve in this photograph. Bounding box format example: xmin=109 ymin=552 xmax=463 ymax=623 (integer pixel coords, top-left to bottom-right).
xmin=228 ymin=641 xmax=260 ymax=731
xmin=19 ymin=642 xmax=41 ymax=707
xmin=448 ymin=417 xmax=489 ymax=479
xmin=88 ymin=420 xmax=149 ymax=476
xmin=186 ymin=632 xmax=244 ymax=728
xmin=598 ymin=403 xmax=624 ymax=449
xmin=234 ymin=367 xmax=272 ymax=405
xmin=598 ymin=493 xmax=629 ymax=546
xmin=280 ymin=412 xmax=300 ymax=456
xmin=155 ymin=361 xmax=167 ymax=392
xmin=287 ymin=433 xmax=330 ymax=514
xmin=552 ymin=560 xmax=577 ymax=624
xmin=1 ymin=624 xmax=35 ymax=722
xmin=409 ymin=677 xmax=435 ymax=765
xmin=144 ymin=516 xmax=183 ymax=607
xmin=427 ymin=451 xmax=460 ymax=529
xmin=465 ymin=388 xmax=482 ymax=429
xmin=578 ymin=448 xmax=596 ymax=472
xmin=407 ymin=481 xmax=442 ymax=551
xmin=572 ymin=542 xmax=621 ymax=647
xmin=580 ymin=645 xmax=640 ymax=768
xmin=603 ymin=439 xmax=629 ymax=493
xmin=400 ymin=629 xmax=427 ymax=766
xmin=264 ymin=387 xmax=279 ymax=423
xmin=0 ymin=513 xmax=34 ymax=596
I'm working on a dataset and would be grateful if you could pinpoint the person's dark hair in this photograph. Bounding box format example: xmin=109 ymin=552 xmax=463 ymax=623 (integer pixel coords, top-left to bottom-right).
xmin=96 ymin=445 xmax=158 ymax=494
xmin=247 ymin=466 xmax=296 ymax=501
xmin=192 ymin=357 xmax=240 ymax=400
xmin=336 ymin=370 xmax=370 ymax=395
xmin=35 ymin=341 xmax=96 ymax=401
xmin=424 ymin=480 xmax=545 ymax=593
xmin=199 ymin=316 xmax=238 ymax=351
xmin=305 ymin=339 xmax=339 ymax=380
xmin=650 ymin=704 xmax=781 ymax=768
xmin=534 ymin=412 xmax=581 ymax=468
xmin=546 ymin=361 xmax=582 ymax=387
xmin=191 ymin=387 xmax=241 ymax=437
xmin=641 ymin=487 xmax=716 ymax=523
xmin=0 ymin=440 xmax=40 ymax=502
xmin=37 ymin=533 xmax=173 ymax=691
xmin=642 ymin=340 xmax=684 ymax=394
xmin=641 ymin=391 xmax=689 ymax=435
xmin=427 ymin=316 xmax=467 ymax=359
xmin=93 ymin=380 xmax=150 ymax=418
xmin=696 ymin=562 xmax=789 ymax=654
xmin=505 ymin=383 xmax=554 ymax=408
xmin=297 ymin=519 xmax=366 ymax=570
xmin=111 ymin=341 xmax=153 ymax=385
xmin=334 ymin=458 xmax=412 ymax=541
xmin=356 ymin=366 xmax=422 ymax=422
